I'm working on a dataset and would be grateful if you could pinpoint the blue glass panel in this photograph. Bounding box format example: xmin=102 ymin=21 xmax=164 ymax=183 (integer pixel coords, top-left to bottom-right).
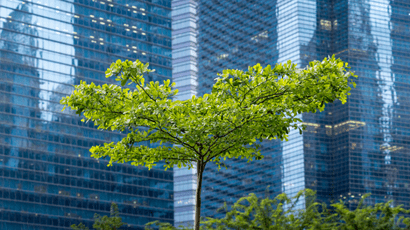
xmin=189 ymin=0 xmax=410 ymax=222
xmin=0 ymin=0 xmax=173 ymax=228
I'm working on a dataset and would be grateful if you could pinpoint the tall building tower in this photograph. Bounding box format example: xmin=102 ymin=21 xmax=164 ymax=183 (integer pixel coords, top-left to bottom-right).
xmin=172 ymin=0 xmax=283 ymax=227
xmin=0 ymin=0 xmax=173 ymax=229
xmin=172 ymin=0 xmax=410 ymax=226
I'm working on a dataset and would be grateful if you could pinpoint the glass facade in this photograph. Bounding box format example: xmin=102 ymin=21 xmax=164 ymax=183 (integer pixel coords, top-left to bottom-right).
xmin=173 ymin=0 xmax=284 ymax=226
xmin=301 ymin=0 xmax=410 ymax=210
xmin=196 ymin=0 xmax=285 ymax=219
xmin=0 ymin=0 xmax=173 ymax=229
xmin=171 ymin=0 xmax=198 ymax=226
xmin=328 ymin=0 xmax=410 ymax=209
xmin=173 ymin=0 xmax=410 ymax=225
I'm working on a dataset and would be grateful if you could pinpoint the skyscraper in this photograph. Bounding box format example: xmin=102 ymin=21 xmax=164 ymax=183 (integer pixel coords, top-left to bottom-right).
xmin=172 ymin=0 xmax=283 ymax=226
xmin=0 ymin=0 xmax=173 ymax=229
xmin=172 ymin=0 xmax=410 ymax=226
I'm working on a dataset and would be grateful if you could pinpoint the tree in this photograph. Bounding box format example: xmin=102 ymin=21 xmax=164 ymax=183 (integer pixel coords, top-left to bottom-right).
xmin=61 ymin=56 xmax=356 ymax=230
xmin=71 ymin=203 xmax=125 ymax=230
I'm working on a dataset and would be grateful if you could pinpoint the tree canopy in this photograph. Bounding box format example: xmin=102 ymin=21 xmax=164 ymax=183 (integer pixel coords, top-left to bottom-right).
xmin=61 ymin=55 xmax=356 ymax=230
xmin=61 ymin=56 xmax=355 ymax=170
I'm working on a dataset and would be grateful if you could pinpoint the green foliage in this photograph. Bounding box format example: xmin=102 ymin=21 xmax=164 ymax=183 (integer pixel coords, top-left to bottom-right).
xmin=61 ymin=56 xmax=356 ymax=230
xmin=60 ymin=56 xmax=356 ymax=170
xmin=92 ymin=203 xmax=125 ymax=230
xmin=71 ymin=223 xmax=89 ymax=230
xmin=146 ymin=191 xmax=410 ymax=230
xmin=145 ymin=221 xmax=192 ymax=230
xmin=71 ymin=203 xmax=125 ymax=230
xmin=331 ymin=195 xmax=410 ymax=230
xmin=201 ymin=189 xmax=326 ymax=230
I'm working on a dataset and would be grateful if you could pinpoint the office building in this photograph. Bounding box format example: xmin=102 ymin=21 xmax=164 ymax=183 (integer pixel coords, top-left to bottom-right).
xmin=172 ymin=0 xmax=410 ymax=226
xmin=172 ymin=0 xmax=283 ymax=226
xmin=0 ymin=0 xmax=173 ymax=229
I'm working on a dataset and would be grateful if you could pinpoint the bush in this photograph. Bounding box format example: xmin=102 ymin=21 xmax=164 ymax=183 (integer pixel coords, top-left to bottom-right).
xmin=71 ymin=203 xmax=124 ymax=230
xmin=146 ymin=189 xmax=410 ymax=230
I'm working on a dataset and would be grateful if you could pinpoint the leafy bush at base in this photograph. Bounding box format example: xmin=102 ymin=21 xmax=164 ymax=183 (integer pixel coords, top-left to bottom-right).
xmin=146 ymin=189 xmax=410 ymax=230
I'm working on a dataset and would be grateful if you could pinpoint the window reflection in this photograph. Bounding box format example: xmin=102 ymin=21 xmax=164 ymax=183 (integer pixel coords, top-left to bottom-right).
xmin=0 ymin=0 xmax=173 ymax=228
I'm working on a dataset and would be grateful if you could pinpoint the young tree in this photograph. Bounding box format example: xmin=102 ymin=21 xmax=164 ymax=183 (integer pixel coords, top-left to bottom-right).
xmin=61 ymin=56 xmax=356 ymax=230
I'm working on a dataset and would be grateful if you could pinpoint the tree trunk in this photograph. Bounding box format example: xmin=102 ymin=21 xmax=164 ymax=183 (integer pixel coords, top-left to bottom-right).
xmin=194 ymin=161 xmax=204 ymax=230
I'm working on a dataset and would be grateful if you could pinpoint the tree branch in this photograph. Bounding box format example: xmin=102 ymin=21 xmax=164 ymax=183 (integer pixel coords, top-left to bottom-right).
xmin=251 ymin=87 xmax=288 ymax=105
xmin=205 ymin=143 xmax=240 ymax=164
xmin=156 ymin=126 xmax=200 ymax=157
xmin=239 ymin=80 xmax=268 ymax=107
xmin=130 ymin=75 xmax=157 ymax=102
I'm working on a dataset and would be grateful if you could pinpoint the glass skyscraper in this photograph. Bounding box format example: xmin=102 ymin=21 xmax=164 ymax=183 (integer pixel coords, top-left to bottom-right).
xmin=172 ymin=0 xmax=410 ymax=226
xmin=0 ymin=0 xmax=173 ymax=229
